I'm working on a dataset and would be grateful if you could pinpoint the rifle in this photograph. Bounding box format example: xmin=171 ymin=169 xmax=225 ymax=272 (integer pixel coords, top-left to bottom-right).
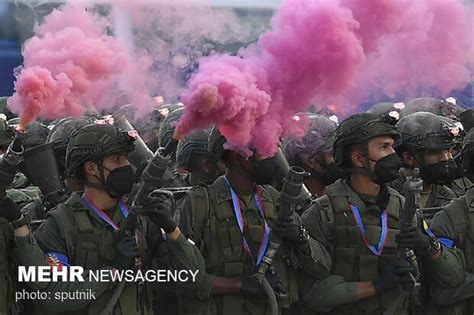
xmin=385 ymin=168 xmax=423 ymax=315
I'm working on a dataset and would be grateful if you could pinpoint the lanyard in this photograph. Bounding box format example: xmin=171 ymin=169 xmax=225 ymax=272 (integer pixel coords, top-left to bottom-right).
xmin=223 ymin=177 xmax=270 ymax=266
xmin=349 ymin=203 xmax=388 ymax=256
xmin=82 ymin=194 xmax=129 ymax=231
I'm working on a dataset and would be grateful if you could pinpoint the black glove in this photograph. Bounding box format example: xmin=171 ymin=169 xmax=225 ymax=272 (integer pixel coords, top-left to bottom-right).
xmin=143 ymin=189 xmax=177 ymax=233
xmin=272 ymin=214 xmax=301 ymax=245
xmin=240 ymin=269 xmax=285 ymax=297
xmin=396 ymin=225 xmax=430 ymax=252
xmin=372 ymin=259 xmax=415 ymax=294
xmin=0 ymin=197 xmax=22 ymax=222
xmin=113 ymin=236 xmax=139 ymax=270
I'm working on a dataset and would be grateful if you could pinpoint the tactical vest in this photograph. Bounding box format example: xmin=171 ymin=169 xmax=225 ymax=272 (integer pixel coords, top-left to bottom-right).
xmin=47 ymin=194 xmax=152 ymax=315
xmin=183 ymin=177 xmax=299 ymax=315
xmin=0 ymin=220 xmax=19 ymax=315
xmin=317 ymin=181 xmax=407 ymax=314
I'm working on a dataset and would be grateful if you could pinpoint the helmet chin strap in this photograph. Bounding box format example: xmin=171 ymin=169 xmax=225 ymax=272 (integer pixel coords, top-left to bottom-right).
xmin=82 ymin=159 xmax=117 ymax=198
xmin=351 ymin=141 xmax=379 ymax=183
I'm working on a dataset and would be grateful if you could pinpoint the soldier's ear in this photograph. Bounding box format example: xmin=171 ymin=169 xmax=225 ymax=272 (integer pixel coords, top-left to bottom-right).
xmin=304 ymin=154 xmax=323 ymax=172
xmin=402 ymin=151 xmax=418 ymax=167
xmin=84 ymin=160 xmax=99 ymax=177
xmin=351 ymin=151 xmax=365 ymax=168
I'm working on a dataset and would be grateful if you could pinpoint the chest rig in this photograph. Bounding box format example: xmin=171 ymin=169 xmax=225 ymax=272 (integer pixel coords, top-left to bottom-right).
xmin=188 ymin=177 xmax=299 ymax=311
xmin=47 ymin=193 xmax=152 ymax=315
xmin=318 ymin=180 xmax=406 ymax=313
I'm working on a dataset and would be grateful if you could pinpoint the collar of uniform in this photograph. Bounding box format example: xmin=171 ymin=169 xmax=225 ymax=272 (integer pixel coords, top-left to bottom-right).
xmin=75 ymin=192 xmax=124 ymax=228
xmin=327 ymin=179 xmax=367 ymax=211
xmin=212 ymin=176 xmax=271 ymax=204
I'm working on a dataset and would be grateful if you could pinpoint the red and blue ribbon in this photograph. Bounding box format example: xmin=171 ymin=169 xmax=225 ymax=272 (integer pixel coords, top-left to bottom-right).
xmin=223 ymin=177 xmax=270 ymax=266
xmin=82 ymin=194 xmax=129 ymax=231
xmin=349 ymin=204 xmax=388 ymax=256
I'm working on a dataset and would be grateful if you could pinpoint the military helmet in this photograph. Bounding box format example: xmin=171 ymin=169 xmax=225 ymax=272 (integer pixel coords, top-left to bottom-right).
xmin=176 ymin=128 xmax=212 ymax=171
xmin=66 ymin=123 xmax=135 ymax=177
xmin=158 ymin=107 xmax=184 ymax=148
xmin=396 ymin=112 xmax=460 ymax=152
xmin=333 ymin=113 xmax=399 ymax=167
xmin=47 ymin=117 xmax=94 ymax=173
xmin=47 ymin=117 xmax=96 ymax=144
xmin=283 ymin=113 xmax=337 ymax=164
xmin=366 ymin=101 xmax=405 ymax=120
xmin=152 ymin=103 xmax=184 ymax=127
xmin=400 ymin=97 xmax=462 ymax=119
xmin=0 ymin=118 xmax=14 ymax=147
xmin=208 ymin=125 xmax=227 ymax=159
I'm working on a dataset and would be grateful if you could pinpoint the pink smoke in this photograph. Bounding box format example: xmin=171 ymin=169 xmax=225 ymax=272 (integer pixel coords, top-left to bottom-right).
xmin=177 ymin=0 xmax=472 ymax=157
xmin=178 ymin=0 xmax=367 ymax=156
xmin=8 ymin=4 xmax=153 ymax=127
xmin=354 ymin=0 xmax=473 ymax=99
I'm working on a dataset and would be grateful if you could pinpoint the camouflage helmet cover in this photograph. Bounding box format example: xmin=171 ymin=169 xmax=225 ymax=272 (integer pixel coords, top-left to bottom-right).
xmin=283 ymin=113 xmax=337 ymax=164
xmin=66 ymin=123 xmax=135 ymax=177
xmin=396 ymin=111 xmax=459 ymax=152
xmin=176 ymin=128 xmax=212 ymax=170
xmin=333 ymin=113 xmax=399 ymax=167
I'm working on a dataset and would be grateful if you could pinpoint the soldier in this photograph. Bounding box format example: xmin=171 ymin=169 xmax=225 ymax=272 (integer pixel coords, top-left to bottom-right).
xmin=0 ymin=196 xmax=50 ymax=315
xmin=157 ymin=107 xmax=187 ymax=187
xmin=283 ymin=113 xmax=343 ymax=197
xmin=175 ymin=128 xmax=225 ymax=186
xmin=33 ymin=123 xmax=207 ymax=314
xmin=429 ymin=128 xmax=474 ymax=313
xmin=390 ymin=112 xmax=458 ymax=215
xmin=302 ymin=113 xmax=424 ymax=313
xmin=446 ymin=119 xmax=473 ymax=197
xmin=177 ymin=126 xmax=322 ymax=315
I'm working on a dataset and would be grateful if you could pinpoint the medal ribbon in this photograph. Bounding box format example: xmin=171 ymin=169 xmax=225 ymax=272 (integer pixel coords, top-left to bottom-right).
xmin=82 ymin=194 xmax=129 ymax=231
xmin=349 ymin=203 xmax=388 ymax=256
xmin=223 ymin=177 xmax=270 ymax=266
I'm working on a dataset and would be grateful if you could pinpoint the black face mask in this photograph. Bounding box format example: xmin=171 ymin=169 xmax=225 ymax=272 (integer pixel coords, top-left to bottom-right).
xmin=447 ymin=154 xmax=465 ymax=183
xmin=311 ymin=163 xmax=345 ymax=186
xmin=250 ymin=151 xmax=288 ymax=185
xmin=104 ymin=165 xmax=136 ymax=199
xmin=371 ymin=153 xmax=402 ymax=185
xmin=419 ymin=160 xmax=451 ymax=185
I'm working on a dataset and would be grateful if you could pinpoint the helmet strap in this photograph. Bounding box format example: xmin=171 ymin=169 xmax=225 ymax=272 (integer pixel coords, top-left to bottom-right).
xmin=358 ymin=140 xmax=378 ymax=182
xmin=82 ymin=158 xmax=110 ymax=192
